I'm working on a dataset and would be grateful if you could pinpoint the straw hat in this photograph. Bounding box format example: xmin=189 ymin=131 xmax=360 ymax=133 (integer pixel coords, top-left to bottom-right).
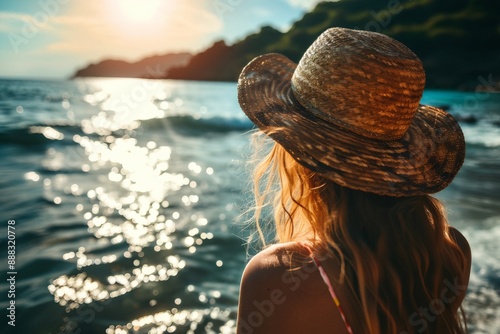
xmin=237 ymin=27 xmax=465 ymax=196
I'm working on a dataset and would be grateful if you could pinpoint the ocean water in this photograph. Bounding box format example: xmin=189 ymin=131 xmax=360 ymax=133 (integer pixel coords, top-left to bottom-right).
xmin=0 ymin=78 xmax=498 ymax=334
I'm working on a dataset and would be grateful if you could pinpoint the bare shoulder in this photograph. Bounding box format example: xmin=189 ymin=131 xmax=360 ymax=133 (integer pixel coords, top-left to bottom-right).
xmin=237 ymin=242 xmax=344 ymax=334
xmin=238 ymin=242 xmax=311 ymax=304
xmin=242 ymin=242 xmax=309 ymax=278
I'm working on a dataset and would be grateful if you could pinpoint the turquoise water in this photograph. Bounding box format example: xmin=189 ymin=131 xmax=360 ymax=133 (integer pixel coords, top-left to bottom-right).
xmin=0 ymin=78 xmax=499 ymax=333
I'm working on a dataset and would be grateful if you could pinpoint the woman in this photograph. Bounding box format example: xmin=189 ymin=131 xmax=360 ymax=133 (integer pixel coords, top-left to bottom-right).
xmin=236 ymin=28 xmax=471 ymax=333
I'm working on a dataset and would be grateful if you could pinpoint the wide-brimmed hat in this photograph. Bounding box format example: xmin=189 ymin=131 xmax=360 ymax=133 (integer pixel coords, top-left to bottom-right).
xmin=237 ymin=27 xmax=465 ymax=197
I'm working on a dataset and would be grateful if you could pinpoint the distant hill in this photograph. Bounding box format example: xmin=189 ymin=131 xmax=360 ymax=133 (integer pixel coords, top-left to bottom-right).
xmin=71 ymin=53 xmax=191 ymax=79
xmin=166 ymin=0 xmax=500 ymax=90
xmin=164 ymin=26 xmax=284 ymax=82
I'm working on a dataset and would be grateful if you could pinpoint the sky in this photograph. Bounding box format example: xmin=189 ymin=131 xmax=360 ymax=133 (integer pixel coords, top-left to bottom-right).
xmin=0 ymin=0 xmax=332 ymax=79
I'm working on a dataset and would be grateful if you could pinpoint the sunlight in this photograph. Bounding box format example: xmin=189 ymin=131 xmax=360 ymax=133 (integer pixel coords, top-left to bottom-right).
xmin=117 ymin=0 xmax=161 ymax=23
xmin=106 ymin=0 xmax=170 ymax=35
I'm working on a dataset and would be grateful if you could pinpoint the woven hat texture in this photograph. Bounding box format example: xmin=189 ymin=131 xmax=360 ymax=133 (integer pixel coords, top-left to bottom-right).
xmin=237 ymin=27 xmax=465 ymax=196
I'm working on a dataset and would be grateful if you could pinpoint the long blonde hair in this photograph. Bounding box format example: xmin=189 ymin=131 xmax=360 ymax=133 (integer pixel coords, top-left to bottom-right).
xmin=250 ymin=133 xmax=468 ymax=333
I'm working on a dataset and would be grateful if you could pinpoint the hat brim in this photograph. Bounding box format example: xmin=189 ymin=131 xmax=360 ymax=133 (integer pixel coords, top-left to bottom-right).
xmin=237 ymin=53 xmax=465 ymax=196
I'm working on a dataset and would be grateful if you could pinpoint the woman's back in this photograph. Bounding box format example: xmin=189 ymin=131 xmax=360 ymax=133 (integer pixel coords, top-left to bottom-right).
xmin=238 ymin=242 xmax=353 ymax=334
xmin=238 ymin=226 xmax=470 ymax=333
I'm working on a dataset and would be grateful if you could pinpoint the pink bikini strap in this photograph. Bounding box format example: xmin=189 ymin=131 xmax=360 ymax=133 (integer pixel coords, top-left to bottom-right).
xmin=302 ymin=243 xmax=354 ymax=334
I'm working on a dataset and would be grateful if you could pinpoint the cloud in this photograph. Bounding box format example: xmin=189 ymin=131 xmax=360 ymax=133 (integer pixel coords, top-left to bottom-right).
xmin=286 ymin=0 xmax=340 ymax=10
xmin=0 ymin=22 xmax=11 ymax=33
xmin=251 ymin=7 xmax=272 ymax=17
xmin=0 ymin=12 xmax=32 ymax=22
xmin=0 ymin=12 xmax=34 ymax=32
xmin=43 ymin=42 xmax=91 ymax=54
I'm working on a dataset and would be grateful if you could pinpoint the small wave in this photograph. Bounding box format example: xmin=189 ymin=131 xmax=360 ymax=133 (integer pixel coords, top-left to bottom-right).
xmin=140 ymin=114 xmax=253 ymax=134
xmin=462 ymin=123 xmax=500 ymax=148
xmin=0 ymin=127 xmax=54 ymax=146
xmin=0 ymin=122 xmax=82 ymax=146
